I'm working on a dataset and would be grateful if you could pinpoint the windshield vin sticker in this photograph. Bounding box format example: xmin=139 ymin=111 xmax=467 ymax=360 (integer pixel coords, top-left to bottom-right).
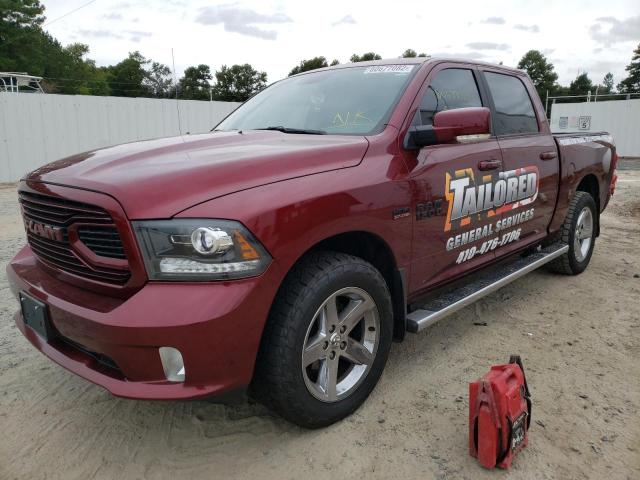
xmin=363 ymin=65 xmax=414 ymax=74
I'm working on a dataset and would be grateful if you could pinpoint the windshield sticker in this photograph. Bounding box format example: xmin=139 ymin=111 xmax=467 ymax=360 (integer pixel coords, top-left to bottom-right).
xmin=363 ymin=65 xmax=414 ymax=74
xmin=444 ymin=166 xmax=539 ymax=232
xmin=332 ymin=111 xmax=373 ymax=128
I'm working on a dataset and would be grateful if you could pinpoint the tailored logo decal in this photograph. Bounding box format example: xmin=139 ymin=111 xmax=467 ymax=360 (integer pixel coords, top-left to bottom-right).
xmin=444 ymin=166 xmax=539 ymax=232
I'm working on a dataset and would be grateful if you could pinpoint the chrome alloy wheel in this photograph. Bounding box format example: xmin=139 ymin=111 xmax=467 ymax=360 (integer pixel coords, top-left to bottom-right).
xmin=301 ymin=287 xmax=380 ymax=402
xmin=574 ymin=206 xmax=594 ymax=262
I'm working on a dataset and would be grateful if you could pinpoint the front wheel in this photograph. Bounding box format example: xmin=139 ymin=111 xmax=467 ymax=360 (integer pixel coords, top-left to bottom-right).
xmin=546 ymin=191 xmax=597 ymax=275
xmin=252 ymin=251 xmax=393 ymax=428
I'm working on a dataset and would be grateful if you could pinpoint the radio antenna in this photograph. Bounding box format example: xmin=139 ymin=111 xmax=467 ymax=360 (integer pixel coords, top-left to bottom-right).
xmin=171 ymin=48 xmax=183 ymax=136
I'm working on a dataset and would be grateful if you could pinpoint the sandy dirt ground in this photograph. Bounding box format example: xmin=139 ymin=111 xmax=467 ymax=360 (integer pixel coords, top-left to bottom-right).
xmin=0 ymin=163 xmax=638 ymax=480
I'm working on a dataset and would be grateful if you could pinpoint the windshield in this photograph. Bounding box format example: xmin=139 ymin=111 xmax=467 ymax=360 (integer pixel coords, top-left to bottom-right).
xmin=215 ymin=65 xmax=417 ymax=135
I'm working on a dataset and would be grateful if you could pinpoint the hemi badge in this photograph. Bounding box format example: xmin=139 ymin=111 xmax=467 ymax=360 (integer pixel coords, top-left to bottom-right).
xmin=392 ymin=207 xmax=411 ymax=220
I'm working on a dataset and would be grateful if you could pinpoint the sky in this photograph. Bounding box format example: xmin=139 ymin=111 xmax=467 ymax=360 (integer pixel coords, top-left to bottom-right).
xmin=42 ymin=0 xmax=640 ymax=89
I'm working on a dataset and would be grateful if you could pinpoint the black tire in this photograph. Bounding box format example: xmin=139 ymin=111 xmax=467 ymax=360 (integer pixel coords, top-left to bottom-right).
xmin=252 ymin=251 xmax=393 ymax=428
xmin=546 ymin=191 xmax=597 ymax=275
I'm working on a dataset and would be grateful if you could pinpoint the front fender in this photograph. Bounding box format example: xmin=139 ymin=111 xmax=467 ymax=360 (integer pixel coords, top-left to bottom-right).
xmin=175 ymin=164 xmax=413 ymax=287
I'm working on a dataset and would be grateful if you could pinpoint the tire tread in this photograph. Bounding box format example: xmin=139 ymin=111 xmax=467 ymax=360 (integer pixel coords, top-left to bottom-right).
xmin=252 ymin=251 xmax=392 ymax=428
xmin=546 ymin=191 xmax=595 ymax=275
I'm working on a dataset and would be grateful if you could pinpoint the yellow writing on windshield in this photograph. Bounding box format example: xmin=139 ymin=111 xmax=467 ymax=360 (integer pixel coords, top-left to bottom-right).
xmin=332 ymin=111 xmax=373 ymax=128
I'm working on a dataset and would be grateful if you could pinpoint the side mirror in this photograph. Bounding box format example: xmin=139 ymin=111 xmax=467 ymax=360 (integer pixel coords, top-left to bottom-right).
xmin=404 ymin=107 xmax=491 ymax=149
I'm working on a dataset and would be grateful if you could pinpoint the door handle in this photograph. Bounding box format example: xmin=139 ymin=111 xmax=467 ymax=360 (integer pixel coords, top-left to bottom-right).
xmin=478 ymin=159 xmax=502 ymax=171
xmin=540 ymin=151 xmax=557 ymax=160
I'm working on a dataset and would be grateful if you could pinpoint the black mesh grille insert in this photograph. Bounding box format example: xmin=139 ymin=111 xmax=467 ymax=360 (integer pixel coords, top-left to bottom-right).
xmin=77 ymin=226 xmax=127 ymax=260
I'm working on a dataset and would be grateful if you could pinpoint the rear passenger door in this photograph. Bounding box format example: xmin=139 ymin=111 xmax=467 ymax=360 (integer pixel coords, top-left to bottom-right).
xmin=406 ymin=65 xmax=504 ymax=293
xmin=479 ymin=70 xmax=559 ymax=257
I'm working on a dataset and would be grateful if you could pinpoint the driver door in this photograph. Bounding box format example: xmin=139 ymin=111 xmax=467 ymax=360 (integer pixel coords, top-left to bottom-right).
xmin=405 ymin=65 xmax=505 ymax=293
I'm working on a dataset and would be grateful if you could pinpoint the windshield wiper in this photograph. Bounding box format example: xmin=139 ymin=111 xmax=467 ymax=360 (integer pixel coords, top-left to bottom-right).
xmin=256 ymin=126 xmax=327 ymax=135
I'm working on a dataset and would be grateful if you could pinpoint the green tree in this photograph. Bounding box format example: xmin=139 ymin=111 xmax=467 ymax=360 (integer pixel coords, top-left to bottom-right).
xmin=401 ymin=49 xmax=427 ymax=58
xmin=598 ymin=72 xmax=614 ymax=94
xmin=289 ymin=56 xmax=328 ymax=76
xmin=107 ymin=51 xmax=150 ymax=97
xmin=145 ymin=62 xmax=172 ymax=98
xmin=617 ymin=43 xmax=640 ymax=93
xmin=0 ymin=0 xmax=44 ymax=26
xmin=87 ymin=67 xmax=111 ymax=96
xmin=47 ymin=43 xmax=110 ymax=95
xmin=517 ymin=50 xmax=558 ymax=101
xmin=0 ymin=1 xmax=111 ymax=95
xmin=1 ymin=1 xmax=184 ymax=97
xmin=350 ymin=52 xmax=382 ymax=62
xmin=0 ymin=0 xmax=46 ymax=72
xmin=177 ymin=64 xmax=212 ymax=100
xmin=568 ymin=72 xmax=593 ymax=96
xmin=330 ymin=59 xmax=340 ymax=66
xmin=54 ymin=42 xmax=91 ymax=94
xmin=212 ymin=64 xmax=267 ymax=102
xmin=551 ymin=84 xmax=570 ymax=101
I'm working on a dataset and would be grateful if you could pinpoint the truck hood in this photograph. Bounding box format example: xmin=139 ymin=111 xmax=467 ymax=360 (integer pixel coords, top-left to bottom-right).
xmin=26 ymin=131 xmax=369 ymax=218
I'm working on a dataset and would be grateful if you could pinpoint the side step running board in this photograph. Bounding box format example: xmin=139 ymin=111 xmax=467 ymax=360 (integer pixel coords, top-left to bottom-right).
xmin=406 ymin=243 xmax=569 ymax=333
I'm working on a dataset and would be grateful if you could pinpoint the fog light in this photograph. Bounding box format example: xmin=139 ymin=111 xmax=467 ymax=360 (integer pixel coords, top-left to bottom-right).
xmin=159 ymin=347 xmax=185 ymax=382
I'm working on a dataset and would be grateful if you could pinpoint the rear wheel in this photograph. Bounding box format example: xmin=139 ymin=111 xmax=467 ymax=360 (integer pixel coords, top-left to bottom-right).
xmin=253 ymin=251 xmax=393 ymax=428
xmin=546 ymin=191 xmax=597 ymax=275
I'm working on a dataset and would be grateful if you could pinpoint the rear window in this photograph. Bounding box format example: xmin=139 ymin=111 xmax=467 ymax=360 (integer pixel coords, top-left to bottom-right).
xmin=484 ymin=72 xmax=538 ymax=135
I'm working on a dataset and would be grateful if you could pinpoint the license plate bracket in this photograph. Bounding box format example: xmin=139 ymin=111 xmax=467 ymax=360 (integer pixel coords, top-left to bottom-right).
xmin=20 ymin=292 xmax=54 ymax=341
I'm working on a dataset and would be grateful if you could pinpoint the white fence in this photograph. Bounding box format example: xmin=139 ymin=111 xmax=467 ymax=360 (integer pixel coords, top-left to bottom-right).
xmin=0 ymin=94 xmax=240 ymax=182
xmin=550 ymin=99 xmax=640 ymax=157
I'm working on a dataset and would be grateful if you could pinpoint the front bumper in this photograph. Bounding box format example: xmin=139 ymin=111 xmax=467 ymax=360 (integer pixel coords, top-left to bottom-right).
xmin=7 ymin=245 xmax=279 ymax=400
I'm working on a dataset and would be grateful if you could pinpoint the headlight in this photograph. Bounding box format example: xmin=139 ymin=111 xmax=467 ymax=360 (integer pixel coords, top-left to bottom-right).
xmin=133 ymin=219 xmax=271 ymax=280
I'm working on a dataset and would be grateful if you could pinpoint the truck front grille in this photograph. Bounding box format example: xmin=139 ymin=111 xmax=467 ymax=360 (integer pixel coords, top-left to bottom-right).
xmin=19 ymin=191 xmax=131 ymax=285
xmin=77 ymin=226 xmax=127 ymax=260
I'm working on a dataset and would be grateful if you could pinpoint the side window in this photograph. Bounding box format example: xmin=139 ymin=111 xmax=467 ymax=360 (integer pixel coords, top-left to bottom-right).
xmin=412 ymin=69 xmax=482 ymax=126
xmin=484 ymin=72 xmax=539 ymax=135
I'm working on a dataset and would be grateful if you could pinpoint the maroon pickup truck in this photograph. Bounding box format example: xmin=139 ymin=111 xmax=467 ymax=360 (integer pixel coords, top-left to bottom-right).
xmin=7 ymin=58 xmax=618 ymax=427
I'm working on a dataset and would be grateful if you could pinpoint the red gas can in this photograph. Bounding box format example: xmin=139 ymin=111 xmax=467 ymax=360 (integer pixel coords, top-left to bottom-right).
xmin=469 ymin=355 xmax=531 ymax=469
